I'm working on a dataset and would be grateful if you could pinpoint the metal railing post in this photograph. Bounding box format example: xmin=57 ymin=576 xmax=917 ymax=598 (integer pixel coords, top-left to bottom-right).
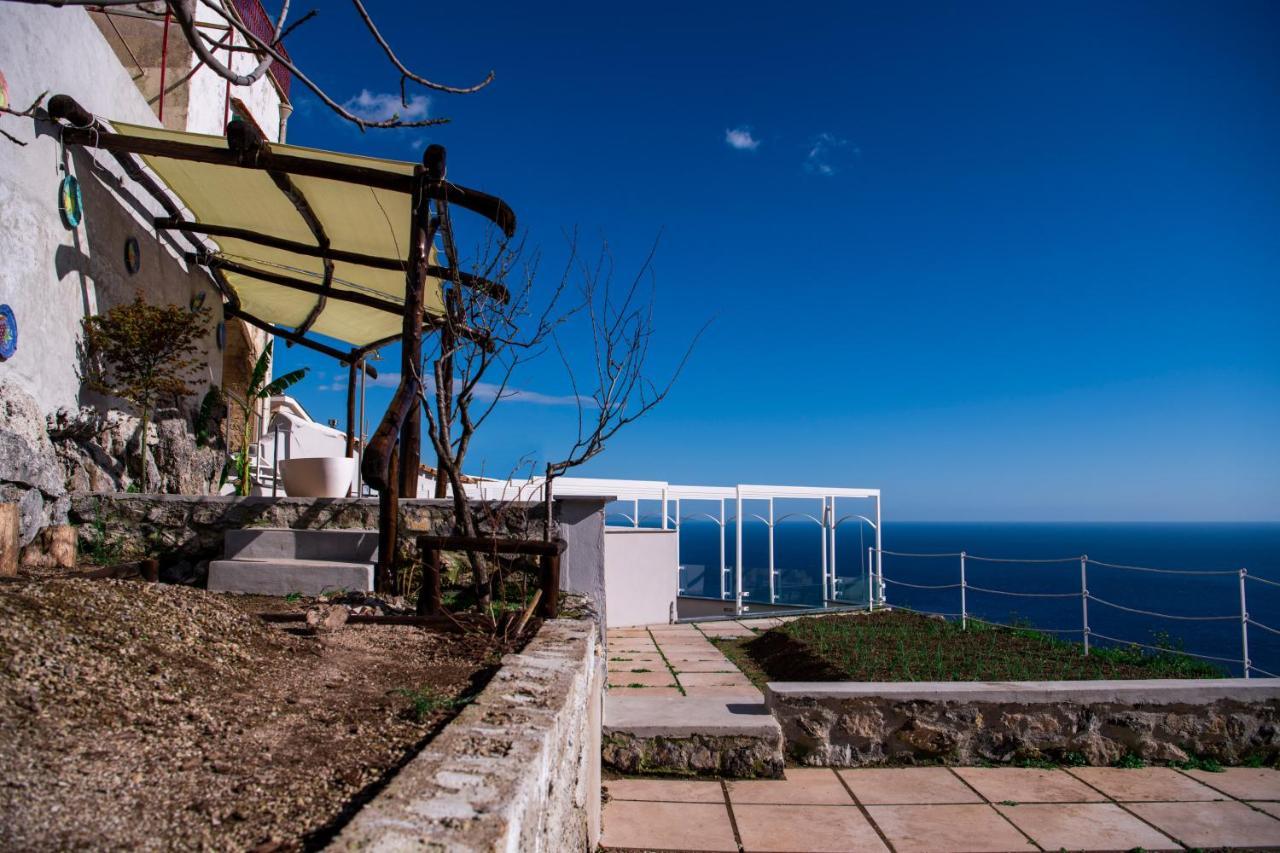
xmin=661 ymin=487 xmax=668 ymax=530
xmin=768 ymin=497 xmax=776 ymax=605
xmin=819 ymin=497 xmax=829 ymax=606
xmin=868 ymin=546 xmax=874 ymax=611
xmin=960 ymin=551 xmax=967 ymax=630
xmin=874 ymin=494 xmax=884 ymax=605
xmin=829 ymin=496 xmax=838 ymax=602
xmin=1241 ymin=568 xmax=1251 ymax=679
xmin=271 ymin=428 xmax=281 ymax=497
xmin=1080 ymin=555 xmax=1090 ymax=655
xmin=734 ymin=487 xmax=744 ymax=616
xmin=633 ymin=497 xmax=640 ymax=528
xmin=719 ymin=498 xmax=727 ymax=600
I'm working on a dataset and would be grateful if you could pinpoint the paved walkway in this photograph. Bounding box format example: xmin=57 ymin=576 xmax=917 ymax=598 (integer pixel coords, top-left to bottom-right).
xmin=601 ymin=765 xmax=1280 ymax=851
xmin=607 ymin=621 xmax=770 ymax=700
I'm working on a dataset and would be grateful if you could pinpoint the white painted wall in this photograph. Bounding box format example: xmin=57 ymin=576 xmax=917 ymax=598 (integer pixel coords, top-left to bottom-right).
xmin=188 ymin=2 xmax=283 ymax=140
xmin=0 ymin=5 xmax=226 ymax=417
xmin=604 ymin=528 xmax=680 ymax=628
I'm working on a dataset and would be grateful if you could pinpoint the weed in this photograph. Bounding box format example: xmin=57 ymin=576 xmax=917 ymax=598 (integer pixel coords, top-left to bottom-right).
xmin=284 ymin=592 xmax=302 ymax=604
xmin=1015 ymin=756 xmax=1058 ymax=770
xmin=396 ymin=686 xmax=468 ymax=722
xmin=1172 ymin=756 xmax=1224 ymax=773
xmin=1115 ymin=753 xmax=1146 ymax=769
xmin=1061 ymin=751 xmax=1088 ymax=767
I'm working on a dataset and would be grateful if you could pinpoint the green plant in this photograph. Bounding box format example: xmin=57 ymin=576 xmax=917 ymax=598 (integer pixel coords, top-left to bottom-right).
xmin=1172 ymin=756 xmax=1224 ymax=773
xmin=194 ymin=387 xmax=224 ymax=447
xmin=284 ymin=592 xmax=302 ymax=604
xmin=396 ymin=686 xmax=468 ymax=722
xmin=1115 ymin=753 xmax=1146 ymax=769
xmin=223 ymin=340 xmax=308 ymax=496
xmin=1061 ymin=751 xmax=1088 ymax=767
xmin=80 ymin=292 xmax=209 ymax=492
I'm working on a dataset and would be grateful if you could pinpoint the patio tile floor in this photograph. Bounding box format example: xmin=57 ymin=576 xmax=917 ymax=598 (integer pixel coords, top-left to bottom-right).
xmin=601 ymin=766 xmax=1280 ymax=851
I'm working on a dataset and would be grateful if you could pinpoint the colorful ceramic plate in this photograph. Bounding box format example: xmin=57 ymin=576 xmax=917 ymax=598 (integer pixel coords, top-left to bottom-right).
xmin=124 ymin=236 xmax=141 ymax=274
xmin=58 ymin=174 xmax=82 ymax=228
xmin=0 ymin=304 xmax=17 ymax=360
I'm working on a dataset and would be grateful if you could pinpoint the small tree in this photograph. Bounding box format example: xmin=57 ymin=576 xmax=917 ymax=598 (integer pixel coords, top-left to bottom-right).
xmin=81 ymin=291 xmax=209 ymax=492
xmin=223 ymin=340 xmax=308 ymax=496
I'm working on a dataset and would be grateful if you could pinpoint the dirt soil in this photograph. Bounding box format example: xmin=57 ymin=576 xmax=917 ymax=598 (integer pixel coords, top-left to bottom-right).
xmin=0 ymin=576 xmax=511 ymax=851
xmin=740 ymin=610 xmax=1224 ymax=682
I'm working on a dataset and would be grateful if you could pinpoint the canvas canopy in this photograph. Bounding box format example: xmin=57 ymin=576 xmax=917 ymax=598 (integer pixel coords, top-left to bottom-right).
xmin=113 ymin=122 xmax=443 ymax=348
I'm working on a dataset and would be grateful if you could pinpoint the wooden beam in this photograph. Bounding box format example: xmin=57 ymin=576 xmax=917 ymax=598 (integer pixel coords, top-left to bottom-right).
xmin=345 ymin=359 xmax=358 ymax=459
xmin=192 ymin=255 xmax=400 ymax=314
xmin=225 ymin=306 xmax=377 ymax=378
xmin=51 ymin=93 xmax=517 ymax=236
xmin=416 ymin=534 xmax=568 ymax=557
xmin=158 ymin=218 xmax=510 ymax=302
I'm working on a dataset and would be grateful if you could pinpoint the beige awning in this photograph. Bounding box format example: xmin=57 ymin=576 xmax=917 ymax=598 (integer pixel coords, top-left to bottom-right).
xmin=113 ymin=122 xmax=442 ymax=348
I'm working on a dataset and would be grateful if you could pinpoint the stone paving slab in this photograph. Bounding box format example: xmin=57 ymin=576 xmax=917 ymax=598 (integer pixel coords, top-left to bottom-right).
xmin=600 ymin=766 xmax=1280 ymax=851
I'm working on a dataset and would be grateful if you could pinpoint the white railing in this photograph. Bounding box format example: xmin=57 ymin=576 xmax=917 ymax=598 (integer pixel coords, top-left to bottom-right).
xmin=874 ymin=548 xmax=1277 ymax=678
xmin=459 ymin=476 xmax=883 ymax=614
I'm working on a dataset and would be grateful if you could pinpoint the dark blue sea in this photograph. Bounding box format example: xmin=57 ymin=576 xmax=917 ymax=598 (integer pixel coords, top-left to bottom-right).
xmin=622 ymin=517 xmax=1280 ymax=678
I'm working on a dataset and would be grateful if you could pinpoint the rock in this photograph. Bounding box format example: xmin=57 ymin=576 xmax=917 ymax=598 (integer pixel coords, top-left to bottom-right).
xmin=305 ymin=605 xmax=349 ymax=633
xmin=20 ymin=524 xmax=78 ymax=568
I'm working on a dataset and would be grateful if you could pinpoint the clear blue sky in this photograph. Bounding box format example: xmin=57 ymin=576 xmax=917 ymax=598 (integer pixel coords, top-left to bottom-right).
xmin=273 ymin=0 xmax=1279 ymax=521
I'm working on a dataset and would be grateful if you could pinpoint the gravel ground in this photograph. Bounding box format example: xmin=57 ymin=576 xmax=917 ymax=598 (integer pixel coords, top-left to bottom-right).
xmin=0 ymin=577 xmax=505 ymax=851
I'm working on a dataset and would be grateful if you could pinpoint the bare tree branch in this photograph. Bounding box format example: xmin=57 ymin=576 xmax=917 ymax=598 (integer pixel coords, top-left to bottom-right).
xmin=6 ymin=0 xmax=494 ymax=130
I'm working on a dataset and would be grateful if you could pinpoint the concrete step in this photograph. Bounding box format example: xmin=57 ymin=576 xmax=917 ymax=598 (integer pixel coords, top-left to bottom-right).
xmin=602 ymin=693 xmax=784 ymax=778
xmin=207 ymin=558 xmax=374 ymax=596
xmin=224 ymin=527 xmax=378 ymax=562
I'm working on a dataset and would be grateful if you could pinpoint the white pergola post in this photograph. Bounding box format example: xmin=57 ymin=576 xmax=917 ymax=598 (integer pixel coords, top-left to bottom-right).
xmin=875 ymin=492 xmax=884 ymax=604
xmin=829 ymin=496 xmax=838 ymax=601
xmin=768 ymin=497 xmax=776 ymax=604
xmin=735 ymin=486 xmax=744 ymax=615
xmin=820 ymin=497 xmax=829 ymax=606
xmin=719 ymin=498 xmax=727 ymax=599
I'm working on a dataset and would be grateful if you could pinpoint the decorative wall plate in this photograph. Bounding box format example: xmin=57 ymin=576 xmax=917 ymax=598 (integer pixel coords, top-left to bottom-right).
xmin=124 ymin=236 xmax=141 ymax=274
xmin=0 ymin=304 xmax=17 ymax=360
xmin=58 ymin=175 xmax=82 ymax=228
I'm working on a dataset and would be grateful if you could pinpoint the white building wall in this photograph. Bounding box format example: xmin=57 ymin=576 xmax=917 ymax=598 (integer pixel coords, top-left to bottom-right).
xmin=604 ymin=529 xmax=680 ymax=627
xmin=0 ymin=5 xmax=228 ymax=417
xmin=187 ymin=1 xmax=283 ymax=141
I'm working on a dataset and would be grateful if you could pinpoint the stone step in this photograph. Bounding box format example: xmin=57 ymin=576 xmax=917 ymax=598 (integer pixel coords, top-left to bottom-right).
xmin=224 ymin=527 xmax=378 ymax=563
xmin=207 ymin=557 xmax=374 ymax=596
xmin=602 ymin=693 xmax=784 ymax=778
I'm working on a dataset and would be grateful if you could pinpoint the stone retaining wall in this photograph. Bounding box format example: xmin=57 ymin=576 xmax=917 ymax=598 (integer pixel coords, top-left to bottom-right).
xmin=67 ymin=494 xmax=546 ymax=579
xmin=767 ymin=679 xmax=1280 ymax=767
xmin=330 ymin=617 xmax=603 ymax=851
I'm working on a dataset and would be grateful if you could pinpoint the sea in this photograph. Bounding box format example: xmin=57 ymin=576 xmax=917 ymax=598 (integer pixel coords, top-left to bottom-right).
xmin=635 ymin=518 xmax=1280 ymax=678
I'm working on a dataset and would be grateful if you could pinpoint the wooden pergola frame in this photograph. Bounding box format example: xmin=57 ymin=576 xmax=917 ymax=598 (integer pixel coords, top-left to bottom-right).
xmin=48 ymin=94 xmax=517 ymax=594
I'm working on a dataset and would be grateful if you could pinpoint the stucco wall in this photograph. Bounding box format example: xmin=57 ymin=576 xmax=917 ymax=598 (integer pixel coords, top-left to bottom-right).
xmin=0 ymin=5 xmax=223 ymax=417
xmin=605 ymin=528 xmax=679 ymax=627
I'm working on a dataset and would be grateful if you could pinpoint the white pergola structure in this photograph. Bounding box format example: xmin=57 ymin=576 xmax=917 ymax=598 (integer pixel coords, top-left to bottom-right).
xmin=467 ymin=476 xmax=883 ymax=616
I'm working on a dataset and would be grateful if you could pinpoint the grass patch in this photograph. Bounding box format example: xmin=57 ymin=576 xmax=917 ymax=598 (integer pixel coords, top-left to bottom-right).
xmin=396 ymin=686 xmax=470 ymax=722
xmin=740 ymin=611 xmax=1224 ymax=682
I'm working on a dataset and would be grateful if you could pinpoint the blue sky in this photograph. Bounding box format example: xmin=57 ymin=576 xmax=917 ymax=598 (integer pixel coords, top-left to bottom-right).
xmin=272 ymin=0 xmax=1279 ymax=521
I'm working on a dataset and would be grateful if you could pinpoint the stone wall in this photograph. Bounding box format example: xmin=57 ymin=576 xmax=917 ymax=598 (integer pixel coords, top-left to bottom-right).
xmin=767 ymin=679 xmax=1280 ymax=767
xmin=331 ymin=617 xmax=603 ymax=851
xmin=67 ymin=494 xmax=548 ymax=574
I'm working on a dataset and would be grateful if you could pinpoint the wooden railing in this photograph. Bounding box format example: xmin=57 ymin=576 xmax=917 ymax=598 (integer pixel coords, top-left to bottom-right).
xmin=416 ymin=534 xmax=565 ymax=619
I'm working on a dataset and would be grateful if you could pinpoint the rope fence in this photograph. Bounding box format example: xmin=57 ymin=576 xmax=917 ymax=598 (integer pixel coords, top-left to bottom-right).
xmin=870 ymin=547 xmax=1276 ymax=679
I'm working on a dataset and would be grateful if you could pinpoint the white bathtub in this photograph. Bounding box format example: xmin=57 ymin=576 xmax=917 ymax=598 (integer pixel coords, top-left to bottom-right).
xmin=278 ymin=456 xmax=359 ymax=498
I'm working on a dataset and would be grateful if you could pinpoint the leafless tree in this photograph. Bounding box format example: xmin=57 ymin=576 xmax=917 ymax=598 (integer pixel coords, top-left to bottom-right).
xmin=3 ymin=0 xmax=493 ymax=129
xmin=416 ymin=230 xmax=705 ymax=607
xmin=542 ymin=237 xmax=707 ymax=532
